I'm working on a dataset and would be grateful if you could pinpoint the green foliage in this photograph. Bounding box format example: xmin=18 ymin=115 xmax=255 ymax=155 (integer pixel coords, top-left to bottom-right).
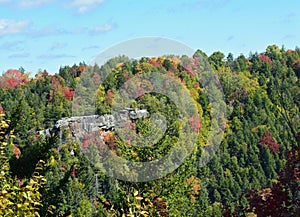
xmin=0 ymin=45 xmax=299 ymax=216
xmin=0 ymin=115 xmax=47 ymax=217
xmin=208 ymin=51 xmax=225 ymax=70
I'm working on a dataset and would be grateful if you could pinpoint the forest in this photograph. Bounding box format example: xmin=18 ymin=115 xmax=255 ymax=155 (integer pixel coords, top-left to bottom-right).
xmin=0 ymin=44 xmax=299 ymax=217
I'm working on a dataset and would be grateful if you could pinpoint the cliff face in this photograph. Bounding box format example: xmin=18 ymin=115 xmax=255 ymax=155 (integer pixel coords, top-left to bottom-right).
xmin=37 ymin=108 xmax=149 ymax=139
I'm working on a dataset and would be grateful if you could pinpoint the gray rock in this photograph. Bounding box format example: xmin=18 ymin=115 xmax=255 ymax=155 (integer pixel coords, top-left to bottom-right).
xmin=37 ymin=108 xmax=149 ymax=138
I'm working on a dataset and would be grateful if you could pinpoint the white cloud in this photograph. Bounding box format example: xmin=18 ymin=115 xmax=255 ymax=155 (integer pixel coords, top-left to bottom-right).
xmin=91 ymin=23 xmax=117 ymax=34
xmin=19 ymin=0 xmax=53 ymax=8
xmin=0 ymin=19 xmax=29 ymax=36
xmin=70 ymin=27 xmax=88 ymax=34
xmin=0 ymin=0 xmax=10 ymax=3
xmin=70 ymin=0 xmax=105 ymax=13
xmin=94 ymin=24 xmax=112 ymax=32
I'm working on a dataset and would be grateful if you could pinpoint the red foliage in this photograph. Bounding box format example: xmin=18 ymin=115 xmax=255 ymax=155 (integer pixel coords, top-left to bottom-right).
xmin=61 ymin=163 xmax=67 ymax=172
xmin=82 ymin=132 xmax=105 ymax=155
xmin=13 ymin=144 xmax=21 ymax=159
xmin=0 ymin=69 xmax=29 ymax=89
xmin=0 ymin=105 xmax=5 ymax=114
xmin=260 ymin=53 xmax=272 ymax=65
xmin=51 ymin=76 xmax=63 ymax=90
xmin=247 ymin=146 xmax=300 ymax=216
xmin=71 ymin=165 xmax=77 ymax=178
xmin=42 ymin=71 xmax=49 ymax=76
xmin=189 ymin=115 xmax=202 ymax=132
xmin=83 ymin=139 xmax=91 ymax=148
xmin=63 ymin=87 xmax=75 ymax=100
xmin=281 ymin=146 xmax=300 ymax=184
xmin=149 ymin=58 xmax=161 ymax=67
xmin=181 ymin=57 xmax=201 ymax=77
xmin=185 ymin=65 xmax=195 ymax=77
xmin=189 ymin=57 xmax=200 ymax=69
xmin=258 ymin=131 xmax=281 ymax=153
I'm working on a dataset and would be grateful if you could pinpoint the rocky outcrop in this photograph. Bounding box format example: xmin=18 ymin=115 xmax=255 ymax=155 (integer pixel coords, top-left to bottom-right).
xmin=37 ymin=108 xmax=148 ymax=138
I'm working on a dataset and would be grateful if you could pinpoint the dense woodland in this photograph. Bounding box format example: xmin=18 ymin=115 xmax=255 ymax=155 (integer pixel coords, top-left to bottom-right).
xmin=0 ymin=44 xmax=299 ymax=216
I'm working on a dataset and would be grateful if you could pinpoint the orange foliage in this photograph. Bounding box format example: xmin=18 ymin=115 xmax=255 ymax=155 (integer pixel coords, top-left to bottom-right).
xmin=103 ymin=132 xmax=114 ymax=143
xmin=189 ymin=115 xmax=202 ymax=132
xmin=35 ymin=71 xmax=49 ymax=80
xmin=105 ymin=90 xmax=115 ymax=105
xmin=149 ymin=58 xmax=161 ymax=67
xmin=13 ymin=144 xmax=21 ymax=159
xmin=78 ymin=65 xmax=87 ymax=74
xmin=185 ymin=175 xmax=201 ymax=194
xmin=185 ymin=175 xmax=201 ymax=203
xmin=103 ymin=132 xmax=117 ymax=150
xmin=116 ymin=62 xmax=124 ymax=70
xmin=171 ymin=56 xmax=180 ymax=68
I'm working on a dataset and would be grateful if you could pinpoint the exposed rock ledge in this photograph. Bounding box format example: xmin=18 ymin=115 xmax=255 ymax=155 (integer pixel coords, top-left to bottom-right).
xmin=37 ymin=108 xmax=149 ymax=139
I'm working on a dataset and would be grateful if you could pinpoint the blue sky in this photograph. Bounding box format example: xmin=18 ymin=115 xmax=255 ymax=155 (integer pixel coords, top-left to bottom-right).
xmin=0 ymin=0 xmax=299 ymax=74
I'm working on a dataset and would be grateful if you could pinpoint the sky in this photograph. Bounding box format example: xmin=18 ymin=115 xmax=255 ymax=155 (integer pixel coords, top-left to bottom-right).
xmin=0 ymin=0 xmax=299 ymax=75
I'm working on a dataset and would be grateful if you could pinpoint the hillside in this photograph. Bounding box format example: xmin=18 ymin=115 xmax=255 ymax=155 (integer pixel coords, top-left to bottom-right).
xmin=0 ymin=44 xmax=299 ymax=217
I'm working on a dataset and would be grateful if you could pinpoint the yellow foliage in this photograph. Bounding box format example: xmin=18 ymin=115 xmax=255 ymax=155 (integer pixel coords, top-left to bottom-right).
xmin=224 ymin=168 xmax=232 ymax=176
xmin=246 ymin=213 xmax=257 ymax=217
xmin=0 ymin=115 xmax=48 ymax=217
